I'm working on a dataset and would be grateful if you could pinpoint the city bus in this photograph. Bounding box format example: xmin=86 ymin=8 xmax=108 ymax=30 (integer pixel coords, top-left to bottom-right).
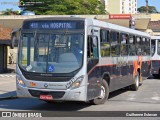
xmin=151 ymin=36 xmax=160 ymax=78
xmin=13 ymin=17 xmax=151 ymax=105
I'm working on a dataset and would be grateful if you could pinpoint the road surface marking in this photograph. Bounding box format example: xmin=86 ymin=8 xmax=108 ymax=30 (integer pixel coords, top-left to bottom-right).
xmin=0 ymin=75 xmax=16 ymax=78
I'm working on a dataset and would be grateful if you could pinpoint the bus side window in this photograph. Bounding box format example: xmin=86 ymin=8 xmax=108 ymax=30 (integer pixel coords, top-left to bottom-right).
xmin=120 ymin=33 xmax=128 ymax=56
xmin=111 ymin=31 xmax=120 ymax=56
xmin=157 ymin=40 xmax=160 ymax=55
xmin=144 ymin=38 xmax=149 ymax=56
xmin=128 ymin=35 xmax=136 ymax=56
xmin=100 ymin=30 xmax=110 ymax=57
xmin=136 ymin=36 xmax=141 ymax=55
xmin=87 ymin=36 xmax=98 ymax=59
xmin=146 ymin=38 xmax=150 ymax=55
xmin=141 ymin=37 xmax=146 ymax=55
xmin=151 ymin=40 xmax=156 ymax=56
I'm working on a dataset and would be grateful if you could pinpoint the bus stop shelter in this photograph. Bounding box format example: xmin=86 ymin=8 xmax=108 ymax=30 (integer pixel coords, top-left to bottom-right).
xmin=0 ymin=25 xmax=12 ymax=73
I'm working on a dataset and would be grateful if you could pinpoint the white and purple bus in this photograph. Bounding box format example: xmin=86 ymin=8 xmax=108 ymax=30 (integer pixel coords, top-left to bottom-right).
xmin=12 ymin=17 xmax=151 ymax=104
xmin=151 ymin=36 xmax=160 ymax=78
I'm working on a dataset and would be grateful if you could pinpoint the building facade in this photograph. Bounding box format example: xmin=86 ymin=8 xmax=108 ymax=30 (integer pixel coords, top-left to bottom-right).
xmin=104 ymin=0 xmax=137 ymax=14
xmin=146 ymin=20 xmax=160 ymax=36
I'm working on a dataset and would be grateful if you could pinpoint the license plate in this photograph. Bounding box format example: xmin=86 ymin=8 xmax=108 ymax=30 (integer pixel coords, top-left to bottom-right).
xmin=40 ymin=95 xmax=53 ymax=100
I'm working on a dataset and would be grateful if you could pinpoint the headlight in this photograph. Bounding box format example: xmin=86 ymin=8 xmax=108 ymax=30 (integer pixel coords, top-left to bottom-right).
xmin=70 ymin=75 xmax=84 ymax=89
xmin=16 ymin=75 xmax=25 ymax=86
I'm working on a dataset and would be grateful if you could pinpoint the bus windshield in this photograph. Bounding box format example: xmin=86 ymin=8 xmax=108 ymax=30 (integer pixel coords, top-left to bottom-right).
xmin=19 ymin=32 xmax=84 ymax=73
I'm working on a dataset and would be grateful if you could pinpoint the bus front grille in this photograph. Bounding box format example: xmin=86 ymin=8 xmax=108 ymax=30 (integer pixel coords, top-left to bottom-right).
xmin=28 ymin=89 xmax=65 ymax=99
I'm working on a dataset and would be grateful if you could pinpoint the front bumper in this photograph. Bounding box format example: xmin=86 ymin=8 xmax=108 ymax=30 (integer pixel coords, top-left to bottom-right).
xmin=16 ymin=84 xmax=87 ymax=102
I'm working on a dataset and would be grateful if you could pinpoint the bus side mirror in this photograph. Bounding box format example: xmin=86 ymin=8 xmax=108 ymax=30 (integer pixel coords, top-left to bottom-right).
xmin=10 ymin=29 xmax=20 ymax=49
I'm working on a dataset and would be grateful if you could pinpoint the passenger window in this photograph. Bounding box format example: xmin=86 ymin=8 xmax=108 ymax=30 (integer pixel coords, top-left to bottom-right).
xmin=157 ymin=40 xmax=160 ymax=55
xmin=151 ymin=40 xmax=156 ymax=56
xmin=141 ymin=37 xmax=146 ymax=55
xmin=120 ymin=33 xmax=128 ymax=56
xmin=100 ymin=30 xmax=109 ymax=43
xmin=100 ymin=30 xmax=110 ymax=57
xmin=146 ymin=38 xmax=150 ymax=55
xmin=110 ymin=31 xmax=120 ymax=56
xmin=128 ymin=35 xmax=136 ymax=56
xmin=110 ymin=31 xmax=119 ymax=43
xmin=136 ymin=37 xmax=141 ymax=55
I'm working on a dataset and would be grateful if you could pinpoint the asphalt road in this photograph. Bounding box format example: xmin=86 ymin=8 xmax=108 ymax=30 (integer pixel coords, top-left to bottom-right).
xmin=0 ymin=74 xmax=160 ymax=119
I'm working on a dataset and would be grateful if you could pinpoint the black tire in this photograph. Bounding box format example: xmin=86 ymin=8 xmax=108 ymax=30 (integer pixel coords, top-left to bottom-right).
xmin=153 ymin=74 xmax=160 ymax=79
xmin=89 ymin=80 xmax=109 ymax=105
xmin=131 ymin=73 xmax=140 ymax=91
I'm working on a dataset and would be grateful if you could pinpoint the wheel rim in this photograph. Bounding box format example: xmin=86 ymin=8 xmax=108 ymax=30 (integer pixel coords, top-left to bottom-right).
xmin=99 ymin=86 xmax=106 ymax=99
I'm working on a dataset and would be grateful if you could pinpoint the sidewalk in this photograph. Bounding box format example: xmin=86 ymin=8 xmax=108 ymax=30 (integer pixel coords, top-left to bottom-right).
xmin=0 ymin=64 xmax=16 ymax=99
xmin=0 ymin=64 xmax=16 ymax=77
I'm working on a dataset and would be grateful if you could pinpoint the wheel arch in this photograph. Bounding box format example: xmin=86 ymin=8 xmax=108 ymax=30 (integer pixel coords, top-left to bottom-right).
xmin=137 ymin=68 xmax=141 ymax=76
xmin=102 ymin=72 xmax=110 ymax=87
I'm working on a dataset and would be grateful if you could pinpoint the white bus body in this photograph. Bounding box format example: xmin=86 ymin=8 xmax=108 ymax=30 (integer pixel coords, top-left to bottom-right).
xmin=151 ymin=36 xmax=160 ymax=77
xmin=15 ymin=17 xmax=151 ymax=104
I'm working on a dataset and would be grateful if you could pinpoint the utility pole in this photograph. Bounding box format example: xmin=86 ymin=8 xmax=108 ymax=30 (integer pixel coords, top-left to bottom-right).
xmin=146 ymin=0 xmax=148 ymax=14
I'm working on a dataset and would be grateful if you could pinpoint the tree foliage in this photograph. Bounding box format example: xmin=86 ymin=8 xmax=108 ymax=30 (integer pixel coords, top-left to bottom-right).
xmin=138 ymin=6 xmax=159 ymax=13
xmin=22 ymin=0 xmax=105 ymax=15
xmin=2 ymin=9 xmax=20 ymax=15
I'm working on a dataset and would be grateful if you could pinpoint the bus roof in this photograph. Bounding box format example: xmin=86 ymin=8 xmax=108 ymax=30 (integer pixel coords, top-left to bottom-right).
xmin=23 ymin=17 xmax=85 ymax=22
xmin=91 ymin=18 xmax=150 ymax=38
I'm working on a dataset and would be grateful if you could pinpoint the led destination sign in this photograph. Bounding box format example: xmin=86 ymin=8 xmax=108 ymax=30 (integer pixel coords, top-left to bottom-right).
xmin=23 ymin=20 xmax=84 ymax=30
xmin=30 ymin=22 xmax=75 ymax=29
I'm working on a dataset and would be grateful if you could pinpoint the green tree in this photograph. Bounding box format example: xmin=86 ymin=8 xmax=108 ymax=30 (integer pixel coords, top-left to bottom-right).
xmin=138 ymin=6 xmax=159 ymax=13
xmin=2 ymin=9 xmax=20 ymax=15
xmin=21 ymin=0 xmax=105 ymax=15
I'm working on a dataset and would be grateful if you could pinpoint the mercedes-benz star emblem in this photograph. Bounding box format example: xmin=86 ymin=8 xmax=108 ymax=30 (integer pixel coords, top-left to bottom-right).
xmin=44 ymin=83 xmax=48 ymax=88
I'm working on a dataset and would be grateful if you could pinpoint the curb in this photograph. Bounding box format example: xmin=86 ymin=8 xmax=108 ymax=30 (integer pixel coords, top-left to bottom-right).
xmin=0 ymin=96 xmax=18 ymax=101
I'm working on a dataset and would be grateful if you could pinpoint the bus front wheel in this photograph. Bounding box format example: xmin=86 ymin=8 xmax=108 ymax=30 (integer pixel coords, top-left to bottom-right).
xmin=89 ymin=80 xmax=109 ymax=105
